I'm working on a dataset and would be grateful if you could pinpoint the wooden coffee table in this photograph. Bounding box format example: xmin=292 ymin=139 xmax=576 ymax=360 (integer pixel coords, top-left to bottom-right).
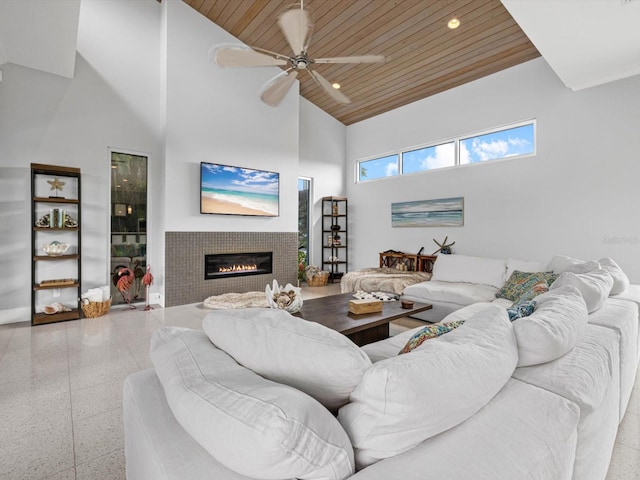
xmin=295 ymin=292 xmax=432 ymax=346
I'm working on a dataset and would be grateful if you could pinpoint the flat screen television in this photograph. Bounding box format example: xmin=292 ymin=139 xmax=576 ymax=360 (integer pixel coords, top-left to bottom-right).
xmin=200 ymin=162 xmax=280 ymax=217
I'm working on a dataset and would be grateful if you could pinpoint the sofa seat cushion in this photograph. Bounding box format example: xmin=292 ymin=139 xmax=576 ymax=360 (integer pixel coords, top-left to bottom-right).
xmin=550 ymin=269 xmax=614 ymax=313
xmin=430 ymin=254 xmax=507 ymax=289
xmin=513 ymin=324 xmax=619 ymax=416
xmin=150 ymin=327 xmax=355 ymax=480
xmin=338 ymin=304 xmax=517 ymax=469
xmin=202 ymin=308 xmax=372 ymax=411
xmin=588 ymin=298 xmax=639 ymax=420
xmin=361 ymin=303 xmax=495 ymax=363
xmin=402 ymin=280 xmax=499 ymax=307
xmin=347 ymin=379 xmax=579 ymax=480
xmin=513 ymin=285 xmax=589 ymax=367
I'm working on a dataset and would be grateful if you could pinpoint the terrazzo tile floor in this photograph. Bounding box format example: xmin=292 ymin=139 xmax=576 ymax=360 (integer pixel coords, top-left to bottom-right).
xmin=0 ymin=282 xmax=639 ymax=479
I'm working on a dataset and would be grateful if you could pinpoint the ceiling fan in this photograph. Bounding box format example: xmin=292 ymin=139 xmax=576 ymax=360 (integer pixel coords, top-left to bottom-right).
xmin=209 ymin=1 xmax=385 ymax=107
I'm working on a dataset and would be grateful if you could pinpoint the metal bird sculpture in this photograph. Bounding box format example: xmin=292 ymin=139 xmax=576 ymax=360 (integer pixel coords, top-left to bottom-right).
xmin=142 ymin=265 xmax=154 ymax=311
xmin=114 ymin=266 xmax=136 ymax=309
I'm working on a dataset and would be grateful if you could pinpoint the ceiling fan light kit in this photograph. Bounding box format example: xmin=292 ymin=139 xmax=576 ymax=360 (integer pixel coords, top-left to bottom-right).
xmin=210 ymin=2 xmax=385 ymax=107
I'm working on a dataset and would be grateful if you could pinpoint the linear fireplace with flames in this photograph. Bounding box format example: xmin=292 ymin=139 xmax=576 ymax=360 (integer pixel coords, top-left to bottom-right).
xmin=205 ymin=252 xmax=273 ymax=280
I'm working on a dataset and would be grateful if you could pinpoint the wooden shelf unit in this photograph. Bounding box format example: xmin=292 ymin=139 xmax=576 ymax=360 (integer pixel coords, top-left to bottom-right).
xmin=321 ymin=196 xmax=348 ymax=282
xmin=31 ymin=163 xmax=82 ymax=325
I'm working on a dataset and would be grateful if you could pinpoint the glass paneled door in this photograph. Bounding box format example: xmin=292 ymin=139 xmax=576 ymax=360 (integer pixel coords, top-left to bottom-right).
xmin=298 ymin=177 xmax=311 ymax=284
xmin=110 ymin=152 xmax=148 ymax=306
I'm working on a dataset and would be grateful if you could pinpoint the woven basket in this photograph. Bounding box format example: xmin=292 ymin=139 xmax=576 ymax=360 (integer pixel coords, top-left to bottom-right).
xmin=81 ymin=297 xmax=112 ymax=318
xmin=306 ymin=271 xmax=329 ymax=287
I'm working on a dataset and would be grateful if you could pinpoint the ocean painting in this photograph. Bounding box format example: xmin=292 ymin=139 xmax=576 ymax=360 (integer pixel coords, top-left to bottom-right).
xmin=391 ymin=197 xmax=464 ymax=227
xmin=201 ymin=162 xmax=279 ymax=217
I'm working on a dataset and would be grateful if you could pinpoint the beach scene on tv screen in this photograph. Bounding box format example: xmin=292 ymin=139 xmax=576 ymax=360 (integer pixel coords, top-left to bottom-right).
xmin=201 ymin=163 xmax=279 ymax=216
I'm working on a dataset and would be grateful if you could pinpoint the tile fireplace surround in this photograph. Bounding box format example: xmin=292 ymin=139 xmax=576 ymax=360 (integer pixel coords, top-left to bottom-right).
xmin=165 ymin=231 xmax=298 ymax=307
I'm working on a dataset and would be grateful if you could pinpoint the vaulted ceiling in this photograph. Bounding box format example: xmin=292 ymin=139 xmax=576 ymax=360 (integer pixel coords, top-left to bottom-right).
xmin=184 ymin=0 xmax=541 ymax=125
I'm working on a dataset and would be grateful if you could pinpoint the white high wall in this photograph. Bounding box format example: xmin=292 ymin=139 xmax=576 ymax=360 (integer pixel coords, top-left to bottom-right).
xmin=346 ymin=58 xmax=640 ymax=282
xmin=299 ymin=97 xmax=347 ymax=268
xmin=0 ymin=0 xmax=307 ymax=324
xmin=0 ymin=0 xmax=162 ymax=324
xmin=163 ymin=0 xmax=299 ymax=234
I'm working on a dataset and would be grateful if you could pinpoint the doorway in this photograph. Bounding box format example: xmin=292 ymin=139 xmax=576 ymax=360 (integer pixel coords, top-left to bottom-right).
xmin=298 ymin=177 xmax=311 ymax=283
xmin=110 ymin=151 xmax=148 ymax=306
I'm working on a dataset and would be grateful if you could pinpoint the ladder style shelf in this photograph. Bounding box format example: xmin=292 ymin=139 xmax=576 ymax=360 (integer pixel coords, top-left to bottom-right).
xmin=321 ymin=196 xmax=348 ymax=282
xmin=31 ymin=163 xmax=82 ymax=325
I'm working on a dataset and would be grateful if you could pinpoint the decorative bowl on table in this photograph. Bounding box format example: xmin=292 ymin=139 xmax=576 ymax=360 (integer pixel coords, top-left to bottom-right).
xmin=265 ymin=279 xmax=303 ymax=314
xmin=42 ymin=241 xmax=70 ymax=256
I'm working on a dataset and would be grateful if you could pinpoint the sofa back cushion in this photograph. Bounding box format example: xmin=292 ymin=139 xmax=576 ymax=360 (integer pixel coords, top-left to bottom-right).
xmin=550 ymin=269 xmax=614 ymax=313
xmin=513 ymin=285 xmax=589 ymax=367
xmin=150 ymin=327 xmax=355 ymax=480
xmin=202 ymin=308 xmax=372 ymax=410
xmin=505 ymin=258 xmax=548 ymax=278
xmin=547 ymin=254 xmax=600 ymax=274
xmin=599 ymin=257 xmax=630 ymax=295
xmin=431 ymin=254 xmax=507 ymax=289
xmin=337 ymin=304 xmax=517 ymax=469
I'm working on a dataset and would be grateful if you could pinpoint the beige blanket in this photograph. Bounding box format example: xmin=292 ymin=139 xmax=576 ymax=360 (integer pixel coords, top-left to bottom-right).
xmin=203 ymin=291 xmax=269 ymax=309
xmin=341 ymin=268 xmax=432 ymax=295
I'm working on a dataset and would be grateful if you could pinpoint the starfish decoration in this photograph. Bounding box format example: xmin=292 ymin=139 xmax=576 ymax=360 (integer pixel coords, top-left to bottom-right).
xmin=47 ymin=177 xmax=66 ymax=196
xmin=432 ymin=236 xmax=455 ymax=255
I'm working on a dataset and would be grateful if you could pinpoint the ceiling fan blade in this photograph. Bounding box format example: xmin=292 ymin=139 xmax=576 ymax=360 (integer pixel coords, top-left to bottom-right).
xmin=314 ymin=55 xmax=386 ymax=64
xmin=260 ymin=70 xmax=299 ymax=107
xmin=211 ymin=46 xmax=287 ymax=67
xmin=278 ymin=5 xmax=311 ymax=55
xmin=308 ymin=70 xmax=351 ymax=104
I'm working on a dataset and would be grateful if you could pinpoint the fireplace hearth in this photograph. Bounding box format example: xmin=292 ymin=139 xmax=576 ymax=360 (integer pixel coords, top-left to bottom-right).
xmin=205 ymin=252 xmax=273 ymax=280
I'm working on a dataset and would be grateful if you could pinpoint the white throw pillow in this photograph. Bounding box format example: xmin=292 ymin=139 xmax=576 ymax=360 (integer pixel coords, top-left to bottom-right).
xmin=599 ymin=257 xmax=630 ymax=295
xmin=550 ymin=269 xmax=614 ymax=313
xmin=505 ymin=258 xmax=547 ymax=279
xmin=202 ymin=308 xmax=372 ymax=410
xmin=513 ymin=285 xmax=588 ymax=367
xmin=150 ymin=327 xmax=355 ymax=480
xmin=547 ymin=254 xmax=600 ymax=274
xmin=338 ymin=304 xmax=517 ymax=469
xmin=431 ymin=254 xmax=507 ymax=289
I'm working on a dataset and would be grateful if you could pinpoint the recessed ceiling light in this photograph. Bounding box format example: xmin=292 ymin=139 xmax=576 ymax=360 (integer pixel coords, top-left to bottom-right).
xmin=332 ymin=82 xmax=341 ymax=89
xmin=448 ymin=17 xmax=460 ymax=29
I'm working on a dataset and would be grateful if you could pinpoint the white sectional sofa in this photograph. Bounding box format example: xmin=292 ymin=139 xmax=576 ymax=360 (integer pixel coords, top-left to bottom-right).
xmin=123 ymin=253 xmax=639 ymax=480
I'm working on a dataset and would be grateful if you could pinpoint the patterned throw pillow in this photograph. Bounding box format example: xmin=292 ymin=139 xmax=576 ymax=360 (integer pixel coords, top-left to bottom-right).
xmin=506 ymin=300 xmax=536 ymax=321
xmin=496 ymin=271 xmax=558 ymax=302
xmin=399 ymin=321 xmax=465 ymax=355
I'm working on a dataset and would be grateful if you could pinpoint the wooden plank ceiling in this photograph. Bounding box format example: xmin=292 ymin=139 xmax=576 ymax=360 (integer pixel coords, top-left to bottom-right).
xmin=183 ymin=0 xmax=540 ymax=125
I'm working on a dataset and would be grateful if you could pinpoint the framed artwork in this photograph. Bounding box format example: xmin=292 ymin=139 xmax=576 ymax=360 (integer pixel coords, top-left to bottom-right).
xmin=392 ymin=197 xmax=464 ymax=227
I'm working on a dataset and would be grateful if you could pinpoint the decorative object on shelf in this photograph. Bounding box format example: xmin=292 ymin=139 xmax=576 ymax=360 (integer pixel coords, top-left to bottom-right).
xmin=392 ymin=197 xmax=464 ymax=227
xmin=143 ymin=265 xmax=154 ymax=311
xmin=332 ymin=233 xmax=341 ymax=245
xmin=36 ymin=212 xmax=78 ymax=228
xmin=332 ymin=204 xmax=339 ymax=216
xmin=47 ymin=177 xmax=66 ymax=197
xmin=432 ymin=236 xmax=456 ymax=255
xmin=265 ymin=279 xmax=303 ymax=313
xmin=114 ymin=266 xmax=136 ymax=309
xmin=43 ymin=302 xmax=72 ymax=314
xmin=329 ymin=255 xmax=339 ymax=262
xmin=42 ymin=241 xmax=70 ymax=256
xmin=330 ymin=224 xmax=341 ymax=231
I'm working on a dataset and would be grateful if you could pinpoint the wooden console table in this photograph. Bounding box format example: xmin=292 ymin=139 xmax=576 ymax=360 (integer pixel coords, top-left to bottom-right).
xmin=379 ymin=252 xmax=437 ymax=273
